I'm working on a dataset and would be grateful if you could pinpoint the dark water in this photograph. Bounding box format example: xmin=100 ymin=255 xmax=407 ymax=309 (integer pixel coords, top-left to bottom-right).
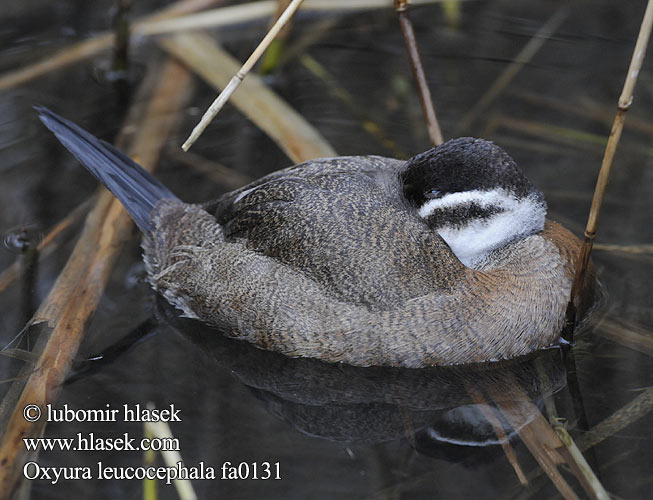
xmin=1 ymin=0 xmax=652 ymax=498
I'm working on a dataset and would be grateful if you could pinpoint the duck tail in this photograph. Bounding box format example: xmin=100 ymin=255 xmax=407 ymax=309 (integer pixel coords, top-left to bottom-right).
xmin=35 ymin=106 xmax=178 ymax=233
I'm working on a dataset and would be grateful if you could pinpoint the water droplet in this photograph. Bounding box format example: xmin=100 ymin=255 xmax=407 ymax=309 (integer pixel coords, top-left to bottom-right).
xmin=3 ymin=225 xmax=42 ymax=253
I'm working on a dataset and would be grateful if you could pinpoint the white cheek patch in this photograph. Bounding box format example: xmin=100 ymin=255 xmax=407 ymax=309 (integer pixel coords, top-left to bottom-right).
xmin=418 ymin=188 xmax=546 ymax=268
xmin=419 ymin=189 xmax=510 ymax=219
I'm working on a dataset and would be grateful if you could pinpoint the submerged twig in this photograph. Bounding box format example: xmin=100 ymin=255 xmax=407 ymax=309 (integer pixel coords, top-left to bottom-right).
xmin=2 ymin=227 xmax=41 ymax=329
xmin=0 ymin=0 xmax=220 ymax=93
xmin=0 ymin=0 xmax=457 ymax=94
xmin=566 ymin=0 xmax=653 ymax=332
xmin=181 ymin=0 xmax=305 ymax=151
xmin=486 ymin=115 xmax=653 ymax=157
xmin=487 ymin=375 xmax=609 ymax=500
xmin=454 ymin=7 xmax=568 ymax=135
xmin=484 ymin=115 xmax=609 ymax=153
xmin=577 ymin=386 xmax=653 ymax=452
xmin=277 ymin=16 xmax=339 ymax=69
xmin=440 ymin=0 xmax=461 ymax=29
xmin=160 ymin=31 xmax=336 ymax=162
xmin=0 ymin=197 xmax=94 ymax=295
xmin=491 ymin=397 xmax=577 ymax=499
xmin=512 ymin=90 xmax=653 ymax=137
xmin=593 ymin=243 xmax=653 ymax=255
xmin=112 ymin=0 xmax=132 ymax=75
xmin=143 ymin=422 xmax=158 ymax=500
xmin=594 ymin=316 xmax=653 ymax=358
xmin=19 ymin=251 xmax=38 ymax=339
xmin=488 ymin=135 xmax=585 ymax=159
xmin=110 ymin=0 xmax=133 ymax=103
xmin=395 ymin=0 xmax=443 ymax=146
xmin=299 ymin=54 xmax=408 ymax=157
xmin=467 ymin=384 xmax=528 ymax=486
xmin=260 ymin=0 xmax=295 ymax=75
xmin=0 ymin=59 xmax=193 ymax=498
xmin=66 ymin=318 xmax=159 ymax=386
xmin=0 ymin=349 xmax=37 ymax=364
xmin=167 ymin=149 xmax=254 ymax=190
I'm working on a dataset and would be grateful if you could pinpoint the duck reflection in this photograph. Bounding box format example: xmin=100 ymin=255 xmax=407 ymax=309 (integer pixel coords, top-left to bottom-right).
xmin=161 ymin=303 xmax=566 ymax=452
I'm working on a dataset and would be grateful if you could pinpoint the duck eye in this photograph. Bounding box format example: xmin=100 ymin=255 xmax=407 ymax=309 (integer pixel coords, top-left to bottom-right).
xmin=424 ymin=190 xmax=441 ymax=199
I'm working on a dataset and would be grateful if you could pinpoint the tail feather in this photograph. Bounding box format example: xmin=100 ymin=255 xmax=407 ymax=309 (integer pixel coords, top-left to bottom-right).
xmin=35 ymin=106 xmax=178 ymax=233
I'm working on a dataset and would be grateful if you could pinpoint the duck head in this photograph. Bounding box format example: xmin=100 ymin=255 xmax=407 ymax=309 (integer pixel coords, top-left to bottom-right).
xmin=401 ymin=138 xmax=547 ymax=268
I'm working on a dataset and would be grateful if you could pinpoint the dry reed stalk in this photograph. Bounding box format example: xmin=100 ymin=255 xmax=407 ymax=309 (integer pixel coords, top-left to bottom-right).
xmin=0 ymin=0 xmax=459 ymax=93
xmin=0 ymin=0 xmax=220 ymax=93
xmin=490 ymin=397 xmax=577 ymax=499
xmin=395 ymin=0 xmax=443 ymax=146
xmin=454 ymin=7 xmax=568 ymax=135
xmin=181 ymin=0 xmax=305 ymax=151
xmin=0 ymin=59 xmax=193 ymax=498
xmin=160 ymin=31 xmax=336 ymax=162
xmin=486 ymin=375 xmax=610 ymax=500
xmin=136 ymin=0 xmax=453 ymax=37
xmin=466 ymin=384 xmax=528 ymax=486
xmin=0 ymin=198 xmax=94 ymax=295
xmin=138 ymin=0 xmax=278 ymax=36
xmin=567 ymin=0 xmax=653 ymax=330
xmin=552 ymin=424 xmax=611 ymax=500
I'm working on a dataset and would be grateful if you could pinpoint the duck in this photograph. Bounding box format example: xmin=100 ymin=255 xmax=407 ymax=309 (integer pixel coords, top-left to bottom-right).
xmin=36 ymin=106 xmax=593 ymax=368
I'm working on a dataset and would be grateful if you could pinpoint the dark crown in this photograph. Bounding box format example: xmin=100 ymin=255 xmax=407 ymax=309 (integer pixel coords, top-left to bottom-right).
xmin=401 ymin=137 xmax=540 ymax=208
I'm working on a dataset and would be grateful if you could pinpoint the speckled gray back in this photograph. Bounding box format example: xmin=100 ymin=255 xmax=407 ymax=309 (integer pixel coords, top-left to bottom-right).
xmin=205 ymin=156 xmax=464 ymax=309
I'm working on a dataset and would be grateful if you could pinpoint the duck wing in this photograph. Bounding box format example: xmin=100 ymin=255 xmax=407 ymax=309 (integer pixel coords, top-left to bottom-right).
xmin=204 ymin=156 xmax=465 ymax=309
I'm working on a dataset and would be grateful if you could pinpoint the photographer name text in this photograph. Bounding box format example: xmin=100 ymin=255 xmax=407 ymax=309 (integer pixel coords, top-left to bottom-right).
xmin=23 ymin=403 xmax=180 ymax=423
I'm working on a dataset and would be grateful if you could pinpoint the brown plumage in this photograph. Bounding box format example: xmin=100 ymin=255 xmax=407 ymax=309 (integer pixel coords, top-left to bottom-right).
xmin=37 ymin=107 xmax=594 ymax=368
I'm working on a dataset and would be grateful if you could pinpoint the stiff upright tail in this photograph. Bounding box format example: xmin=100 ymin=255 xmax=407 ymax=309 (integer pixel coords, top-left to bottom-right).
xmin=36 ymin=106 xmax=178 ymax=233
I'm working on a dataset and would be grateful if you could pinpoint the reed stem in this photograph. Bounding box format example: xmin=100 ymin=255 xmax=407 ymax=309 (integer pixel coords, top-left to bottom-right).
xmin=181 ymin=0 xmax=305 ymax=151
xmin=566 ymin=0 xmax=653 ymax=332
xmin=395 ymin=0 xmax=444 ymax=146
